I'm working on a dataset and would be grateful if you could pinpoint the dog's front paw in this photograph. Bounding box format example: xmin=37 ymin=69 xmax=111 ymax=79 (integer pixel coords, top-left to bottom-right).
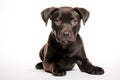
xmin=52 ymin=68 xmax=66 ymax=76
xmin=82 ymin=65 xmax=104 ymax=75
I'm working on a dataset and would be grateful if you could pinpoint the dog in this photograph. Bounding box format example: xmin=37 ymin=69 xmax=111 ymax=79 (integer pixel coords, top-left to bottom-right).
xmin=35 ymin=7 xmax=104 ymax=76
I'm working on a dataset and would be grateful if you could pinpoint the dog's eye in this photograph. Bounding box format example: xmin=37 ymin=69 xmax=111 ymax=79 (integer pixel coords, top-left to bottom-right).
xmin=54 ymin=19 xmax=61 ymax=26
xmin=56 ymin=19 xmax=60 ymax=22
xmin=71 ymin=20 xmax=78 ymax=26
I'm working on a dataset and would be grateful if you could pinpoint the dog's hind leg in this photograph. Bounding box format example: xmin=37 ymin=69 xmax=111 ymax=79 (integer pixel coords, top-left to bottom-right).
xmin=35 ymin=62 xmax=43 ymax=69
xmin=35 ymin=44 xmax=46 ymax=69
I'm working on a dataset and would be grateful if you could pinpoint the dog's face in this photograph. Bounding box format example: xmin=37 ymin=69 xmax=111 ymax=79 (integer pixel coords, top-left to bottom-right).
xmin=41 ymin=7 xmax=89 ymax=44
xmin=50 ymin=7 xmax=81 ymax=44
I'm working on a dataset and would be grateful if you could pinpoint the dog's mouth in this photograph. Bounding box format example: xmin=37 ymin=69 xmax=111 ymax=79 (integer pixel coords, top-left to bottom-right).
xmin=56 ymin=37 xmax=75 ymax=44
xmin=61 ymin=39 xmax=72 ymax=44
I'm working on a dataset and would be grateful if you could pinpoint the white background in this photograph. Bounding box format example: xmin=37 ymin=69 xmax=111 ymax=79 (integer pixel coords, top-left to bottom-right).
xmin=0 ymin=0 xmax=120 ymax=80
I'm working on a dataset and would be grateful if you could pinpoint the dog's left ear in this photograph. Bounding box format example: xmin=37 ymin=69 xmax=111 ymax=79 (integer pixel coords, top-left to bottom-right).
xmin=74 ymin=7 xmax=89 ymax=25
xmin=41 ymin=7 xmax=58 ymax=26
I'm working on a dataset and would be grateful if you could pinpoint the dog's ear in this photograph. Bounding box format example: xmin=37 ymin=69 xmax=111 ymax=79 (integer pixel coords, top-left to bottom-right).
xmin=41 ymin=7 xmax=58 ymax=26
xmin=74 ymin=7 xmax=89 ymax=25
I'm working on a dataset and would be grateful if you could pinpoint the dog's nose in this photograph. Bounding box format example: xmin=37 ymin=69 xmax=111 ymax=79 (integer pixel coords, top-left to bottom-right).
xmin=62 ymin=31 xmax=70 ymax=37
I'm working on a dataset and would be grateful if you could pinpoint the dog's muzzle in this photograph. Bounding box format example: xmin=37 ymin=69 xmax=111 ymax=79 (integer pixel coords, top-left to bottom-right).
xmin=62 ymin=31 xmax=71 ymax=38
xmin=56 ymin=30 xmax=75 ymax=44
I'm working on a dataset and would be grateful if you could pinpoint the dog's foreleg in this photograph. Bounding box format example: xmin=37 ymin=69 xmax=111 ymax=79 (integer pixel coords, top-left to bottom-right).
xmin=77 ymin=47 xmax=104 ymax=75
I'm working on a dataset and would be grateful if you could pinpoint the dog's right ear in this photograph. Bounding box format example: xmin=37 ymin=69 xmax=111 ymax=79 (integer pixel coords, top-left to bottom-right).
xmin=41 ymin=7 xmax=58 ymax=26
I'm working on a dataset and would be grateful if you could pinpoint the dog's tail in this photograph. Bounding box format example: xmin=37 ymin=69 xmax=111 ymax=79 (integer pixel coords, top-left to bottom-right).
xmin=35 ymin=62 xmax=43 ymax=69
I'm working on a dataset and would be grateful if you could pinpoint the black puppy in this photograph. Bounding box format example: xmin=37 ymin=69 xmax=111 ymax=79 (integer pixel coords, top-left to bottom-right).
xmin=36 ymin=7 xmax=104 ymax=76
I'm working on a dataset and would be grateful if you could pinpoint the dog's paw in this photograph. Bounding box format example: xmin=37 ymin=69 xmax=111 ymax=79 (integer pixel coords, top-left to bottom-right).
xmin=35 ymin=62 xmax=43 ymax=69
xmin=52 ymin=68 xmax=66 ymax=76
xmin=82 ymin=66 xmax=104 ymax=75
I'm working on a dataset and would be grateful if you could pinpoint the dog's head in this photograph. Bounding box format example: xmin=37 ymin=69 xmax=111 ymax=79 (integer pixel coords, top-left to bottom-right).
xmin=41 ymin=7 xmax=89 ymax=44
